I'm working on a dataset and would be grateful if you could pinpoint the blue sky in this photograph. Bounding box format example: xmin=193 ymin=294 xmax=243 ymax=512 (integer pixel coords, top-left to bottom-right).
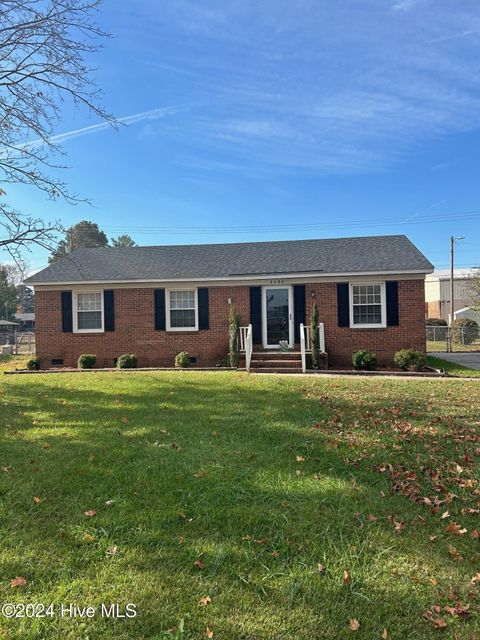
xmin=6 ymin=0 xmax=480 ymax=272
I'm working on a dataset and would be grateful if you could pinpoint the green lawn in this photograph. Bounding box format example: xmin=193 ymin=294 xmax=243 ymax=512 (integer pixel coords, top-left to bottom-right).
xmin=427 ymin=340 xmax=480 ymax=354
xmin=0 ymin=365 xmax=479 ymax=639
xmin=427 ymin=355 xmax=480 ymax=378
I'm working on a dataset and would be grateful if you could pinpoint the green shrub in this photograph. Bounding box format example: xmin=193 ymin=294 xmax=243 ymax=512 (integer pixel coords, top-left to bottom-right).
xmin=451 ymin=318 xmax=479 ymax=345
xmin=394 ymin=348 xmax=426 ymax=371
xmin=117 ymin=353 xmax=138 ymax=369
xmin=310 ymin=302 xmax=320 ymax=369
xmin=426 ymin=318 xmax=447 ymax=326
xmin=26 ymin=356 xmax=40 ymax=370
xmin=175 ymin=351 xmax=190 ymax=368
xmin=228 ymin=305 xmax=241 ymax=368
xmin=77 ymin=354 xmax=96 ymax=369
xmin=352 ymin=349 xmax=377 ymax=371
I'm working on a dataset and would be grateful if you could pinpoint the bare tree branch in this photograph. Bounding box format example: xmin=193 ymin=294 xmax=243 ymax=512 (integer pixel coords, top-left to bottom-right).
xmin=0 ymin=0 xmax=115 ymax=260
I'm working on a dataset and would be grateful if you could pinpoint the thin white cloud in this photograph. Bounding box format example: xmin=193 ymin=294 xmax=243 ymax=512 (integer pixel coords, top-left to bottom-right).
xmin=392 ymin=0 xmax=421 ymax=11
xmin=426 ymin=28 xmax=480 ymax=44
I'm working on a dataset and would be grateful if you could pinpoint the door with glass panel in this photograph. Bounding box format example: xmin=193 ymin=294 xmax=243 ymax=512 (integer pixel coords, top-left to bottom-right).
xmin=262 ymin=286 xmax=293 ymax=348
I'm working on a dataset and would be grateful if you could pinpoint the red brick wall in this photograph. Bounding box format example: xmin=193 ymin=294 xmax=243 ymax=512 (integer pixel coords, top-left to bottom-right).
xmin=35 ymin=279 xmax=426 ymax=368
xmin=35 ymin=286 xmax=249 ymax=368
xmin=306 ymin=279 xmax=426 ymax=367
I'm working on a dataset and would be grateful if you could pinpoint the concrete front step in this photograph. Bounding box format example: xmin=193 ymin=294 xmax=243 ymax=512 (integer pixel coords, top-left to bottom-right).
xmin=250 ymin=367 xmax=304 ymax=374
xmin=251 ymin=352 xmax=302 ymax=361
xmin=250 ymin=359 xmax=302 ymax=368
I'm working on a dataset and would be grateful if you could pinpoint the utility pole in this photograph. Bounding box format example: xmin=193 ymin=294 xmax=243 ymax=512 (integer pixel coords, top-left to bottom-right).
xmin=449 ymin=235 xmax=464 ymax=352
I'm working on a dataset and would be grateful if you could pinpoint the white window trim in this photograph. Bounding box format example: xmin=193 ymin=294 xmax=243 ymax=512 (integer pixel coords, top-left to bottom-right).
xmin=73 ymin=290 xmax=104 ymax=333
xmin=349 ymin=282 xmax=387 ymax=329
xmin=166 ymin=288 xmax=199 ymax=332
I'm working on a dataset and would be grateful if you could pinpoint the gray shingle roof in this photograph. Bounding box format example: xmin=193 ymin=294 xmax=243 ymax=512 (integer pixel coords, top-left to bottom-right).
xmin=25 ymin=235 xmax=433 ymax=284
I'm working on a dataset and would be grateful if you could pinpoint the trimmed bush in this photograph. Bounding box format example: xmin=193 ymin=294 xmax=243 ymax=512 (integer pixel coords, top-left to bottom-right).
xmin=228 ymin=305 xmax=241 ymax=368
xmin=77 ymin=354 xmax=96 ymax=369
xmin=117 ymin=353 xmax=138 ymax=369
xmin=352 ymin=349 xmax=377 ymax=371
xmin=310 ymin=302 xmax=320 ymax=369
xmin=175 ymin=351 xmax=190 ymax=368
xmin=451 ymin=318 xmax=479 ymax=345
xmin=394 ymin=349 xmax=426 ymax=371
xmin=26 ymin=356 xmax=40 ymax=371
xmin=426 ymin=318 xmax=447 ymax=326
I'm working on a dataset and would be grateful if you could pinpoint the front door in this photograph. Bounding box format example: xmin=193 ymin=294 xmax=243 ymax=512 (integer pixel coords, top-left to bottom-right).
xmin=262 ymin=286 xmax=293 ymax=348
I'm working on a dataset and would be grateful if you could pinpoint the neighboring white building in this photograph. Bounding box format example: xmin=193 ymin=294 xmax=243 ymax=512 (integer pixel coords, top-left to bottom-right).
xmin=454 ymin=306 xmax=480 ymax=323
xmin=425 ymin=269 xmax=477 ymax=321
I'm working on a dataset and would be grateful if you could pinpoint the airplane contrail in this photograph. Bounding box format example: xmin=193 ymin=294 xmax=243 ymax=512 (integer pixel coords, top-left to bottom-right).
xmin=23 ymin=106 xmax=177 ymax=149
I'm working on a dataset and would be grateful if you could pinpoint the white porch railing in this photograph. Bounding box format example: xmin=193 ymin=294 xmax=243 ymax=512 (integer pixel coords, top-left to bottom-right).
xmin=300 ymin=323 xmax=326 ymax=372
xmin=245 ymin=324 xmax=253 ymax=371
xmin=239 ymin=325 xmax=249 ymax=352
xmin=319 ymin=322 xmax=325 ymax=353
xmin=300 ymin=323 xmax=307 ymax=373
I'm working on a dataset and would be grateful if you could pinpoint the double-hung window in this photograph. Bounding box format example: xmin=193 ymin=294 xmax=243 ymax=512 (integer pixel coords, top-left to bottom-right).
xmin=74 ymin=292 xmax=104 ymax=332
xmin=350 ymin=283 xmax=386 ymax=328
xmin=166 ymin=289 xmax=198 ymax=331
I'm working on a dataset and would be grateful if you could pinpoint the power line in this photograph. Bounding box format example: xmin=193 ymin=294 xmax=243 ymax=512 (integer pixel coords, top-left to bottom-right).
xmin=100 ymin=208 xmax=480 ymax=236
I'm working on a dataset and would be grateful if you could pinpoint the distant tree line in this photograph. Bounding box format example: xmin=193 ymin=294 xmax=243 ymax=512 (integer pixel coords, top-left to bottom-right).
xmin=0 ymin=262 xmax=34 ymax=321
xmin=49 ymin=221 xmax=136 ymax=263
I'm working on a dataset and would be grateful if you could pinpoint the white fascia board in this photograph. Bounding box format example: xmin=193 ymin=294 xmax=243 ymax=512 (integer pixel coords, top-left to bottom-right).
xmin=28 ymin=269 xmax=433 ymax=288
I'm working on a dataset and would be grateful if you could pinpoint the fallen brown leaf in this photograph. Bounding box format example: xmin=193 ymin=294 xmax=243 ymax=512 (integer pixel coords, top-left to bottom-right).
xmin=84 ymin=509 xmax=97 ymax=517
xmin=317 ymin=563 xmax=325 ymax=575
xmin=349 ymin=618 xmax=360 ymax=631
xmin=199 ymin=595 xmax=211 ymax=606
xmin=205 ymin=628 xmax=214 ymax=638
xmin=448 ymin=545 xmax=464 ymax=561
xmin=343 ymin=570 xmax=351 ymax=586
xmin=10 ymin=576 xmax=26 ymax=588
xmin=423 ymin=609 xmax=447 ymax=629
xmin=33 ymin=496 xmax=42 ymax=504
xmin=194 ymin=559 xmax=205 ymax=570
xmin=445 ymin=522 xmax=467 ymax=535
xmin=381 ymin=629 xmax=388 ymax=639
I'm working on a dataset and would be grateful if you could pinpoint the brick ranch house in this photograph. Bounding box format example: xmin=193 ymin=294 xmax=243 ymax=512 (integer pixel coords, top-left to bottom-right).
xmin=25 ymin=234 xmax=433 ymax=371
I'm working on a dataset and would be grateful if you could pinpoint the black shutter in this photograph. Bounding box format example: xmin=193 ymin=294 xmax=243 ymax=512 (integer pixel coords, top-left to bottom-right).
xmin=61 ymin=291 xmax=73 ymax=333
xmin=198 ymin=288 xmax=209 ymax=330
xmin=337 ymin=283 xmax=350 ymax=327
xmin=293 ymin=285 xmax=306 ymax=343
xmin=154 ymin=289 xmax=166 ymax=330
xmin=104 ymin=290 xmax=115 ymax=331
xmin=386 ymin=281 xmax=399 ymax=326
xmin=249 ymin=286 xmax=262 ymax=344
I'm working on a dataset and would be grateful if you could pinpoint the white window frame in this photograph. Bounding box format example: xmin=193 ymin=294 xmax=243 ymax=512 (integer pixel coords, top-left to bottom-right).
xmin=166 ymin=288 xmax=199 ymax=332
xmin=73 ymin=291 xmax=104 ymax=333
xmin=349 ymin=282 xmax=387 ymax=329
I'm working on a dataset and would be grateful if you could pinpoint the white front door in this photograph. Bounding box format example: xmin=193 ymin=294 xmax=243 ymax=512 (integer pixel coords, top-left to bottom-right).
xmin=262 ymin=286 xmax=294 ymax=348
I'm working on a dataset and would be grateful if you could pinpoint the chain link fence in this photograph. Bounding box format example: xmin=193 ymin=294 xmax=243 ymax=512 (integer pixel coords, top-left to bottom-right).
xmin=426 ymin=325 xmax=480 ymax=353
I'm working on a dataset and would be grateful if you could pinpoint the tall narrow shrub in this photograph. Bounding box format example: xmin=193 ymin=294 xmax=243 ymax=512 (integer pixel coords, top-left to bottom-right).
xmin=228 ymin=305 xmax=241 ymax=368
xmin=310 ymin=302 xmax=320 ymax=369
